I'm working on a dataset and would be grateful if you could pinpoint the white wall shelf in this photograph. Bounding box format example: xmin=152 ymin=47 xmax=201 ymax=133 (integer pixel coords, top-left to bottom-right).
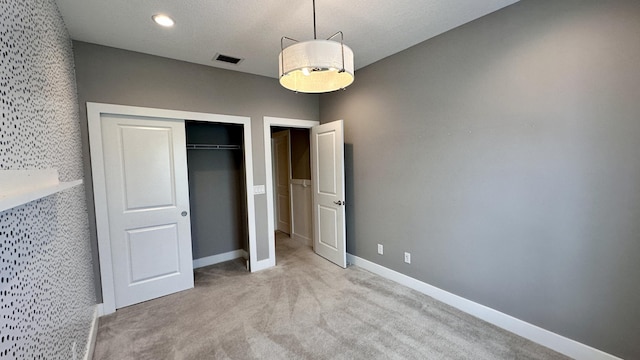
xmin=0 ymin=169 xmax=83 ymax=213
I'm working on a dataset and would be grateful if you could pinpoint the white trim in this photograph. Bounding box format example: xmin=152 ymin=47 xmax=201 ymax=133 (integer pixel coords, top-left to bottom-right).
xmin=87 ymin=102 xmax=257 ymax=314
xmin=263 ymin=117 xmax=319 ymax=269
xmin=96 ymin=303 xmax=104 ymax=317
xmin=347 ymin=254 xmax=621 ymax=360
xmin=83 ymin=305 xmax=100 ymax=360
xmin=193 ymin=249 xmax=248 ymax=269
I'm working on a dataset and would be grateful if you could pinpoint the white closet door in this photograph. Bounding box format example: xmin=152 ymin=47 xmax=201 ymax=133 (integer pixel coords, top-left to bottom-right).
xmin=101 ymin=114 xmax=194 ymax=309
xmin=273 ymin=130 xmax=291 ymax=234
xmin=311 ymin=120 xmax=346 ymax=268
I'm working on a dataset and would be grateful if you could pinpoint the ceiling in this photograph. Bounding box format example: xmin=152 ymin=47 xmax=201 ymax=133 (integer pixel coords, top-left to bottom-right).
xmin=55 ymin=0 xmax=519 ymax=79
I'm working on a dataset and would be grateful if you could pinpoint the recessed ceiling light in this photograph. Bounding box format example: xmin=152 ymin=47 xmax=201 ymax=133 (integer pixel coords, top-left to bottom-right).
xmin=152 ymin=14 xmax=175 ymax=27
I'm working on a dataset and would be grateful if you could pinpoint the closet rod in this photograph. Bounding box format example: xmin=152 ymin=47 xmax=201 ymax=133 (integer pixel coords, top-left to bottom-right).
xmin=186 ymin=144 xmax=241 ymax=150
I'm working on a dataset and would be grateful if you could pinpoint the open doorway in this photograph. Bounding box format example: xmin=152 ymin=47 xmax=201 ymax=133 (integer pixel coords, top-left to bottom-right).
xmin=264 ymin=116 xmax=347 ymax=269
xmin=271 ymin=127 xmax=313 ymax=246
xmin=186 ymin=121 xmax=249 ymax=270
xmin=263 ymin=117 xmax=319 ymax=266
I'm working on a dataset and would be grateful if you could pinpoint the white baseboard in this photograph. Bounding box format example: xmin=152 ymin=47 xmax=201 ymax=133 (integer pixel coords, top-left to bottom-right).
xmin=347 ymin=254 xmax=620 ymax=360
xmin=292 ymin=233 xmax=312 ymax=247
xmin=83 ymin=304 xmax=101 ymax=360
xmin=193 ymin=249 xmax=248 ymax=269
xmin=96 ymin=303 xmax=104 ymax=317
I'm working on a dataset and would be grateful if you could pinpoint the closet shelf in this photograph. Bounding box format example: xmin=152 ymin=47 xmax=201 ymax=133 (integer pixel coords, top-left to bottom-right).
xmin=186 ymin=144 xmax=241 ymax=150
xmin=0 ymin=169 xmax=83 ymax=213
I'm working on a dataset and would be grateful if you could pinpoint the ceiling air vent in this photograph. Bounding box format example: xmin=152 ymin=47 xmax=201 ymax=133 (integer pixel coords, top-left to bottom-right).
xmin=213 ymin=53 xmax=244 ymax=65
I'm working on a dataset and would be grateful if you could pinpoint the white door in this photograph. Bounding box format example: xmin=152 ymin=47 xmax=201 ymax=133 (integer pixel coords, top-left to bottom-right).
xmin=273 ymin=130 xmax=291 ymax=234
xmin=311 ymin=120 xmax=346 ymax=268
xmin=101 ymin=114 xmax=194 ymax=309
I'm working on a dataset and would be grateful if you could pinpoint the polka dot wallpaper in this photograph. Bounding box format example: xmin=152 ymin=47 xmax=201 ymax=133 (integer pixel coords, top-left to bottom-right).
xmin=0 ymin=0 xmax=96 ymax=359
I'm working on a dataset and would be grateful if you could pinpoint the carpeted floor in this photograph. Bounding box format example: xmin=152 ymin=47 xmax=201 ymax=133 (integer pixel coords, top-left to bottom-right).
xmin=93 ymin=234 xmax=570 ymax=359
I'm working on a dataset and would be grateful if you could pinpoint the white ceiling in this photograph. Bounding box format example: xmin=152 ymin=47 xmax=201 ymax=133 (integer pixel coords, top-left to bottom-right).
xmin=55 ymin=0 xmax=519 ymax=79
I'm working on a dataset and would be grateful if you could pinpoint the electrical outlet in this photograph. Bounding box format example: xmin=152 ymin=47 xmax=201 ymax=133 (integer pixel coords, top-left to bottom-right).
xmin=404 ymin=252 xmax=411 ymax=264
xmin=377 ymin=244 xmax=383 ymax=255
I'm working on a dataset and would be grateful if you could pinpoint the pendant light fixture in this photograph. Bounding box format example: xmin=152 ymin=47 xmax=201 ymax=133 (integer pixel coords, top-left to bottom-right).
xmin=279 ymin=0 xmax=354 ymax=93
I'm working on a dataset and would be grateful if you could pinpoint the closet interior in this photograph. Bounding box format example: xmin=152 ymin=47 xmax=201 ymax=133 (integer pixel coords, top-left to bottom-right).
xmin=185 ymin=121 xmax=248 ymax=267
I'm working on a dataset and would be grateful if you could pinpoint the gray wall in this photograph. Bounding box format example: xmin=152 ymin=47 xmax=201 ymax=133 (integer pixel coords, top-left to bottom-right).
xmin=320 ymin=0 xmax=640 ymax=358
xmin=186 ymin=122 xmax=248 ymax=259
xmin=73 ymin=41 xmax=318 ymax=300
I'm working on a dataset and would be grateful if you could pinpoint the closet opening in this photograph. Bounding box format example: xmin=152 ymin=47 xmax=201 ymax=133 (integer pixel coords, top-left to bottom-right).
xmin=270 ymin=126 xmax=313 ymax=249
xmin=186 ymin=121 xmax=249 ymax=270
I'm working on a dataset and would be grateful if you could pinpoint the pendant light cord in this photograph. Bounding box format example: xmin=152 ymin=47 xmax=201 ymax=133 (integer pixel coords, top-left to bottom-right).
xmin=313 ymin=0 xmax=317 ymax=39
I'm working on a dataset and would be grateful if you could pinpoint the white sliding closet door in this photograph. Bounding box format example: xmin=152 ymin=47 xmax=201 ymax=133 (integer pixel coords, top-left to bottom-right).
xmin=101 ymin=114 xmax=194 ymax=309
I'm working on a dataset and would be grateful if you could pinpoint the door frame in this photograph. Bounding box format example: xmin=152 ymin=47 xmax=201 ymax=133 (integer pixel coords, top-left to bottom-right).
xmin=89 ymin=102 xmax=257 ymax=314
xmin=263 ymin=117 xmax=319 ymax=266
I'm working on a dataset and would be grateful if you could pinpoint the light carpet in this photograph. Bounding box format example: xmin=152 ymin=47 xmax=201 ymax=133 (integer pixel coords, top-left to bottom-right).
xmin=93 ymin=234 xmax=569 ymax=359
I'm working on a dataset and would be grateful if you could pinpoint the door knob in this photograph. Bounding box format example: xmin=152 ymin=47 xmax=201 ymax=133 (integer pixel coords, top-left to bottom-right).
xmin=181 ymin=211 xmax=188 ymax=217
xmin=333 ymin=200 xmax=344 ymax=206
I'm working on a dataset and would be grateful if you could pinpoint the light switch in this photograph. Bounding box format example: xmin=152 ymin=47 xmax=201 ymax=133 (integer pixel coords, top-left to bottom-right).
xmin=253 ymin=185 xmax=266 ymax=195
